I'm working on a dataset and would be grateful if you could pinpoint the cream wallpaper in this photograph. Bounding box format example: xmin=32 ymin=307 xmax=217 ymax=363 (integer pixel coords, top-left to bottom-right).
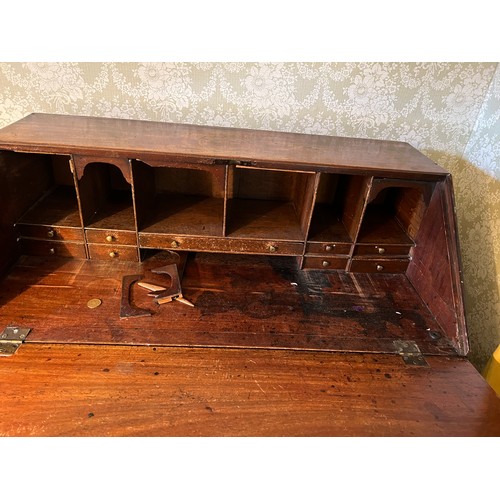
xmin=0 ymin=62 xmax=498 ymax=371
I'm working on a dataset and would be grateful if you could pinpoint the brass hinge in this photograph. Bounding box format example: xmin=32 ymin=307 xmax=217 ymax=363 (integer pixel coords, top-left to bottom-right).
xmin=0 ymin=327 xmax=31 ymax=356
xmin=393 ymin=340 xmax=429 ymax=367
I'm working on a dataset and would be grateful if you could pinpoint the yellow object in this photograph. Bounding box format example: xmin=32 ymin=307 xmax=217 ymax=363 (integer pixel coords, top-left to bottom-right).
xmin=483 ymin=345 xmax=500 ymax=395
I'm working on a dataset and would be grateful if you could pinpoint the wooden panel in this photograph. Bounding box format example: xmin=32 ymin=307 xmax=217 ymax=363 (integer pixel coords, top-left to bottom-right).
xmin=18 ymin=239 xmax=87 ymax=259
xmin=0 ymin=114 xmax=448 ymax=177
xmin=139 ymin=233 xmax=304 ymax=256
xmin=305 ymin=242 xmax=352 ymax=255
xmin=353 ymin=244 xmax=411 ymax=257
xmin=86 ymin=228 xmax=137 ymax=246
xmin=302 ymin=256 xmax=348 ymax=270
xmin=407 ymin=177 xmax=468 ymax=355
xmin=349 ymin=258 xmax=409 ymax=274
xmin=226 ymin=199 xmax=304 ymax=240
xmin=0 ymin=254 xmax=455 ymax=356
xmin=342 ymin=175 xmax=371 ymax=241
xmin=88 ymin=244 xmax=139 ymax=261
xmin=1 ymin=343 xmax=499 ymax=436
xmin=16 ymin=224 xmax=84 ymax=242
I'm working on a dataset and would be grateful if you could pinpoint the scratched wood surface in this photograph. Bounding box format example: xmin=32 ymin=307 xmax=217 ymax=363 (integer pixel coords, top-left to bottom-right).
xmin=0 ymin=113 xmax=447 ymax=178
xmin=0 ymin=253 xmax=455 ymax=355
xmin=0 ymin=343 xmax=499 ymax=436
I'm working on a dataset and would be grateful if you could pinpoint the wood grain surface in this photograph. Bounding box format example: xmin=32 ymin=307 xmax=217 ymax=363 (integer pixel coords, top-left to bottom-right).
xmin=0 ymin=343 xmax=499 ymax=436
xmin=0 ymin=113 xmax=447 ymax=177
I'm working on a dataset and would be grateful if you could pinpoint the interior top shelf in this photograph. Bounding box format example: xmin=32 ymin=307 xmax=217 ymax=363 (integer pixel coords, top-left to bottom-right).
xmin=307 ymin=205 xmax=352 ymax=243
xmin=356 ymin=208 xmax=414 ymax=245
xmin=17 ymin=185 xmax=81 ymax=228
xmin=226 ymin=199 xmax=305 ymax=241
xmin=139 ymin=193 xmax=224 ymax=236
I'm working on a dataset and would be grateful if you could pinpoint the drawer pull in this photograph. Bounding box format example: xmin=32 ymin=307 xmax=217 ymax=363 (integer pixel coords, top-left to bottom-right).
xmin=325 ymin=244 xmax=335 ymax=252
xmin=49 ymin=247 xmax=55 ymax=255
xmin=106 ymin=235 xmax=115 ymax=243
xmin=171 ymin=240 xmax=180 ymax=248
xmin=376 ymin=264 xmax=384 ymax=271
xmin=322 ymin=260 xmax=330 ymax=267
xmin=47 ymin=229 xmax=55 ymax=238
xmin=268 ymin=245 xmax=277 ymax=253
xmin=109 ymin=251 xmax=118 ymax=258
xmin=377 ymin=247 xmax=386 ymax=254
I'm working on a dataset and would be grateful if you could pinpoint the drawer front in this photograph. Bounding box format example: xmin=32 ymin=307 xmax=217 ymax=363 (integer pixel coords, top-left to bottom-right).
xmin=16 ymin=223 xmax=84 ymax=242
xmin=139 ymin=233 xmax=304 ymax=256
xmin=88 ymin=244 xmax=139 ymax=261
xmin=19 ymin=239 xmax=87 ymax=258
xmin=353 ymin=244 xmax=411 ymax=257
xmin=302 ymin=256 xmax=348 ymax=270
xmin=306 ymin=242 xmax=352 ymax=255
xmin=349 ymin=258 xmax=409 ymax=274
xmin=86 ymin=228 xmax=137 ymax=246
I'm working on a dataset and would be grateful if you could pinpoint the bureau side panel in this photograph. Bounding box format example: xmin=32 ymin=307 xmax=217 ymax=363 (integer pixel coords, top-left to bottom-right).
xmin=407 ymin=176 xmax=468 ymax=355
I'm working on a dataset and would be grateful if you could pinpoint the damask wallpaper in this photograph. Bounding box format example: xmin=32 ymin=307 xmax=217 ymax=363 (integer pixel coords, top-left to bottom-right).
xmin=0 ymin=62 xmax=498 ymax=371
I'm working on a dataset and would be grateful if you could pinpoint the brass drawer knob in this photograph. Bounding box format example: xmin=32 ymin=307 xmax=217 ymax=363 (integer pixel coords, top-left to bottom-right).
xmin=49 ymin=247 xmax=55 ymax=255
xmin=106 ymin=235 xmax=115 ymax=243
xmin=171 ymin=240 xmax=179 ymax=248
xmin=268 ymin=245 xmax=277 ymax=253
xmin=377 ymin=247 xmax=386 ymax=254
xmin=376 ymin=264 xmax=384 ymax=271
xmin=325 ymin=244 xmax=335 ymax=252
xmin=109 ymin=251 xmax=118 ymax=258
xmin=322 ymin=260 xmax=330 ymax=267
xmin=47 ymin=229 xmax=55 ymax=238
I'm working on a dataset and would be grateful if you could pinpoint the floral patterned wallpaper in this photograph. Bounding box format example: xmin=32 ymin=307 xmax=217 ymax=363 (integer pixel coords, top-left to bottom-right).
xmin=0 ymin=62 xmax=498 ymax=371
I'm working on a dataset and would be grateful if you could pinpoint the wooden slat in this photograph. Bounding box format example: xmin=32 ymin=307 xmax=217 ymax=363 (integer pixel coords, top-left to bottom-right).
xmin=0 ymin=343 xmax=499 ymax=436
xmin=0 ymin=114 xmax=447 ymax=177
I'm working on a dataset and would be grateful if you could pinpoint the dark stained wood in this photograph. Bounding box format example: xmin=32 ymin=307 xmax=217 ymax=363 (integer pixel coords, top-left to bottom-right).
xmin=140 ymin=194 xmax=224 ymax=237
xmin=357 ymin=208 xmax=414 ymax=245
xmin=353 ymin=244 xmax=411 ymax=257
xmin=72 ymin=155 xmax=132 ymax=184
xmin=0 ymin=254 xmax=454 ymax=356
xmin=226 ymin=199 xmax=304 ymax=240
xmin=305 ymin=242 xmax=352 ymax=255
xmin=18 ymin=240 xmax=87 ymax=259
xmin=341 ymin=175 xmax=371 ymax=242
xmin=1 ymin=343 xmax=499 ymax=436
xmin=0 ymin=114 xmax=447 ymax=178
xmin=87 ymin=244 xmax=139 ymax=261
xmin=302 ymin=256 xmax=348 ymax=270
xmin=407 ymin=177 xmax=468 ymax=355
xmin=85 ymin=228 xmax=137 ymax=246
xmin=16 ymin=223 xmax=84 ymax=242
xmin=349 ymin=257 xmax=409 ymax=274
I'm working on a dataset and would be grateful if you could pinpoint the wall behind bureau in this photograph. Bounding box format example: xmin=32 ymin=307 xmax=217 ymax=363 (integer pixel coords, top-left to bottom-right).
xmin=0 ymin=62 xmax=498 ymax=371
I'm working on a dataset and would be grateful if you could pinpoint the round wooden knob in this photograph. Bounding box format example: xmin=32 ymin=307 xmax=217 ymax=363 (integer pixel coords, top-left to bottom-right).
xmin=47 ymin=229 xmax=55 ymax=238
xmin=376 ymin=264 xmax=384 ymax=271
xmin=171 ymin=240 xmax=179 ymax=248
xmin=109 ymin=251 xmax=118 ymax=258
xmin=322 ymin=260 xmax=330 ymax=267
xmin=268 ymin=245 xmax=277 ymax=253
xmin=325 ymin=244 xmax=335 ymax=252
xmin=106 ymin=235 xmax=114 ymax=243
xmin=49 ymin=248 xmax=55 ymax=255
xmin=377 ymin=247 xmax=386 ymax=254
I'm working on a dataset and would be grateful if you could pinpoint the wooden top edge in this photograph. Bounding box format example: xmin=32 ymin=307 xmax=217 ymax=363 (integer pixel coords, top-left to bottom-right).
xmin=0 ymin=113 xmax=448 ymax=176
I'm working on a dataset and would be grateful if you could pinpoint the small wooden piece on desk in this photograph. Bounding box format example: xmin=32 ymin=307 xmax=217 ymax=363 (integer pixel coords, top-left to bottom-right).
xmin=136 ymin=281 xmax=167 ymax=293
xmin=156 ymin=294 xmax=194 ymax=307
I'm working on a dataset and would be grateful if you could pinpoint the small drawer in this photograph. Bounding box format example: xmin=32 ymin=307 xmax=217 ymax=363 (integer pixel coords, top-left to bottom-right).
xmin=85 ymin=228 xmax=137 ymax=246
xmin=349 ymin=258 xmax=409 ymax=274
xmin=353 ymin=244 xmax=411 ymax=257
xmin=87 ymin=244 xmax=139 ymax=261
xmin=19 ymin=239 xmax=87 ymax=258
xmin=306 ymin=242 xmax=352 ymax=255
xmin=302 ymin=256 xmax=349 ymax=270
xmin=139 ymin=233 xmax=304 ymax=256
xmin=16 ymin=223 xmax=84 ymax=242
